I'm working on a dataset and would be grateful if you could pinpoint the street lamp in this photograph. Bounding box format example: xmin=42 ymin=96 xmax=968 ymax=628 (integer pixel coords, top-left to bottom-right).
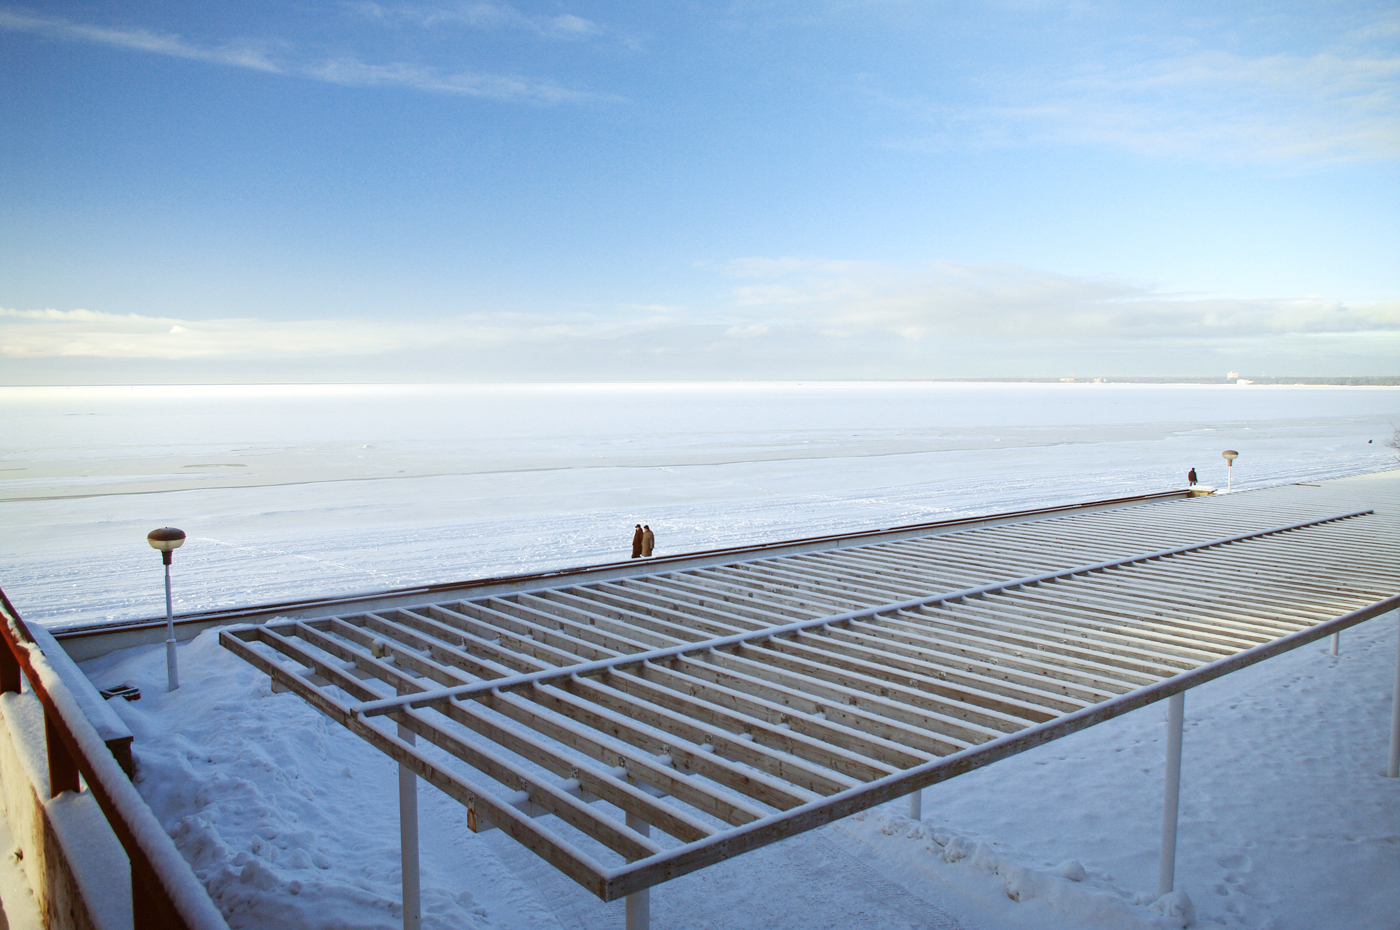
xmin=147 ymin=527 xmax=186 ymax=691
xmin=1222 ymin=450 xmax=1239 ymax=492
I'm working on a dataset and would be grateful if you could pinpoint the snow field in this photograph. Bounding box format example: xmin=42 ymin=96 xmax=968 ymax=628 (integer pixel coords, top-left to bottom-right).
xmin=835 ymin=614 xmax=1400 ymax=930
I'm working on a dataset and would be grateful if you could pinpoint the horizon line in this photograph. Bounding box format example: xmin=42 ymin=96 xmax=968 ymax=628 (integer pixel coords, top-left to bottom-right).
xmin=3 ymin=375 xmax=1400 ymax=389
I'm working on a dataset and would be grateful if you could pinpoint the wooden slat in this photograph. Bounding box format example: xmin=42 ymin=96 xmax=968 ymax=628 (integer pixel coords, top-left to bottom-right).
xmin=218 ymin=628 xmax=620 ymax=894
xmin=261 ymin=623 xmax=664 ymax=861
xmin=595 ymin=667 xmax=904 ymax=781
xmin=318 ymin=617 xmax=720 ymax=842
xmin=217 ymin=487 xmax=1400 ymax=906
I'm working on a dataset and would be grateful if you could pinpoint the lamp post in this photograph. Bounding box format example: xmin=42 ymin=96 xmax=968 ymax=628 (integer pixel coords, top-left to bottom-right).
xmin=1222 ymin=449 xmax=1239 ymax=492
xmin=147 ymin=527 xmax=186 ymax=691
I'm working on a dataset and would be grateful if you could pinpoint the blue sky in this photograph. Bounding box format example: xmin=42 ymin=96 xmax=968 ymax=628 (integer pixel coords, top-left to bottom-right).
xmin=2 ymin=1 xmax=1398 ymax=382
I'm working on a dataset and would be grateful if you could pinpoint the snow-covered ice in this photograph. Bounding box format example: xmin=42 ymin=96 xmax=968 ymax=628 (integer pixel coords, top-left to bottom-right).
xmin=2 ymin=381 xmax=1399 ymax=929
xmin=2 ymin=382 xmax=1396 ymax=628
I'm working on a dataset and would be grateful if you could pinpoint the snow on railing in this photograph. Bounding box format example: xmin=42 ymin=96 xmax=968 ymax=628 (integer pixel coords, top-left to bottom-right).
xmin=0 ymin=588 xmax=229 ymax=930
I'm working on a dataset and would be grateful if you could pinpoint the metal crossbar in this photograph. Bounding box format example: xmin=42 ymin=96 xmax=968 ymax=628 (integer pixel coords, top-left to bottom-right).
xmin=220 ymin=488 xmax=1400 ymax=902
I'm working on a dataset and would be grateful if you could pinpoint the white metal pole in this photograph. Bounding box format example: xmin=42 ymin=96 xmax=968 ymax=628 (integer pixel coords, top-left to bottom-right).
xmin=399 ymin=722 xmax=421 ymax=930
xmin=908 ymin=788 xmax=922 ymax=821
xmin=1159 ymin=690 xmax=1185 ymax=897
xmin=164 ymin=561 xmax=179 ymax=691
xmin=625 ymin=813 xmax=650 ymax=930
xmin=1388 ymin=610 xmax=1400 ymax=779
xmin=1329 ymin=632 xmax=1340 ymax=656
xmin=1226 ymin=462 xmax=1232 ymax=492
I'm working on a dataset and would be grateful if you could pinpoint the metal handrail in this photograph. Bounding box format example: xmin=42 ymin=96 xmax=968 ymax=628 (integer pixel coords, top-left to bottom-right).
xmin=0 ymin=588 xmax=229 ymax=930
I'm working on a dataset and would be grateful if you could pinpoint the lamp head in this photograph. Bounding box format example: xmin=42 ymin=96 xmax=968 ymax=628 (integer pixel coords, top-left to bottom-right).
xmin=1222 ymin=450 xmax=1239 ymax=464
xmin=148 ymin=527 xmax=186 ymax=564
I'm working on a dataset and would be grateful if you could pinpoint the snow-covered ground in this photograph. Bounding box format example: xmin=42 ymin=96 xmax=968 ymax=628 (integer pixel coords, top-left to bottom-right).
xmin=2 ymin=382 xmax=1399 ymax=929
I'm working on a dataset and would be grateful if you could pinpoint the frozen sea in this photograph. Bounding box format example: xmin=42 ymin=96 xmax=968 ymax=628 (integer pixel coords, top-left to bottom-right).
xmin=2 ymin=381 xmax=1397 ymax=628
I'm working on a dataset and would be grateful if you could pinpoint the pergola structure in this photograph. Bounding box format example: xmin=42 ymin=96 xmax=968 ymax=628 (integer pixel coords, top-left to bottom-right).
xmin=221 ymin=475 xmax=1400 ymax=929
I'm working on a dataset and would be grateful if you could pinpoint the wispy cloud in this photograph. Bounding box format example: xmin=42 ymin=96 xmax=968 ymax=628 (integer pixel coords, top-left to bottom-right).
xmin=349 ymin=2 xmax=595 ymax=39
xmin=344 ymin=2 xmax=642 ymax=50
xmin=717 ymin=258 xmax=1400 ymax=340
xmin=880 ymin=38 xmax=1400 ymax=164
xmin=305 ymin=58 xmax=613 ymax=103
xmin=1046 ymin=50 xmax=1400 ymax=163
xmin=0 ymin=307 xmax=677 ymax=359
xmin=0 ymin=7 xmax=615 ymax=104
xmin=0 ymin=308 xmax=396 ymax=358
xmin=0 ymin=9 xmax=282 ymax=72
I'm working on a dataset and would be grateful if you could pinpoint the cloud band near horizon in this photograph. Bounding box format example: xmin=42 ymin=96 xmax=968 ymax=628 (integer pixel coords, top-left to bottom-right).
xmin=4 ymin=263 xmax=1396 ymax=379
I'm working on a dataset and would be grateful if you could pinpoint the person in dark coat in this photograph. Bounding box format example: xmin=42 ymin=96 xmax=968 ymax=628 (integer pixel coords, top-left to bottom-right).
xmin=641 ymin=525 xmax=655 ymax=557
xmin=631 ymin=524 xmax=643 ymax=558
xmin=1187 ymin=467 xmax=1197 ymax=486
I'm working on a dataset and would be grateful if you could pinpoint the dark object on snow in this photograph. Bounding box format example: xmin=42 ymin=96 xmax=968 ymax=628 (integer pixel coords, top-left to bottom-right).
xmin=100 ymin=684 xmax=141 ymax=702
xmin=631 ymin=524 xmax=644 ymax=559
xmin=642 ymin=525 xmax=655 ymax=557
xmin=1187 ymin=468 xmax=1197 ymax=486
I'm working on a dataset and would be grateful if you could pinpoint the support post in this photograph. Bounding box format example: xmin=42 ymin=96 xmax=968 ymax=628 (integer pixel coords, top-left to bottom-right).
xmin=130 ymin=853 xmax=184 ymax=930
xmin=625 ymin=813 xmax=650 ymax=930
xmin=399 ymin=719 xmax=421 ymax=930
xmin=1159 ymin=690 xmax=1185 ymax=897
xmin=1388 ymin=610 xmax=1400 ymax=779
xmin=908 ymin=788 xmax=922 ymax=821
xmin=0 ymin=638 xmax=19 ymax=694
xmin=163 ymin=559 xmax=179 ymax=692
xmin=45 ymin=711 xmax=81 ymax=797
xmin=1329 ymin=632 xmax=1339 ymax=656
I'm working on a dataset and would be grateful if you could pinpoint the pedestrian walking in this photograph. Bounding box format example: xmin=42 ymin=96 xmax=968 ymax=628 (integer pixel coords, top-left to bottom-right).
xmin=1187 ymin=467 xmax=1197 ymax=486
xmin=631 ymin=524 xmax=643 ymax=559
xmin=642 ymin=524 xmax=655 ymax=557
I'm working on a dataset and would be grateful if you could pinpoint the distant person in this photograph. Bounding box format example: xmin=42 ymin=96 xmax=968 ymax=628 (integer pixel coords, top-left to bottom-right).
xmin=1187 ymin=467 xmax=1197 ymax=486
xmin=631 ymin=524 xmax=643 ymax=559
xmin=642 ymin=524 xmax=655 ymax=557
